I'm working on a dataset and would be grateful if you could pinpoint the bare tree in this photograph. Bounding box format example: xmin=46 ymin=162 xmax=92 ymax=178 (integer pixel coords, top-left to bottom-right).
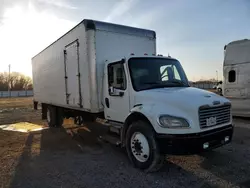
xmin=0 ymin=72 xmax=33 ymax=91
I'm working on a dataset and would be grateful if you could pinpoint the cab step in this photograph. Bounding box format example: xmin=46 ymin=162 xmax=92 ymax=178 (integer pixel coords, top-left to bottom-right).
xmin=106 ymin=121 xmax=123 ymax=135
xmin=100 ymin=134 xmax=121 ymax=146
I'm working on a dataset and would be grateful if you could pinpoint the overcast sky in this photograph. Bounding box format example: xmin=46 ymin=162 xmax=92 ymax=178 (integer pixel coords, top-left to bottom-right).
xmin=0 ymin=0 xmax=249 ymax=81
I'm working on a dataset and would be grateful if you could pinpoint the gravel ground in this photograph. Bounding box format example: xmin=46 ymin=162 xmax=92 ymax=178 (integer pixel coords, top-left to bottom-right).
xmin=0 ymin=98 xmax=250 ymax=188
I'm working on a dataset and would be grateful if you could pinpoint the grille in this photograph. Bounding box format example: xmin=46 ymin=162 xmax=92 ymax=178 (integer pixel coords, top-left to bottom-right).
xmin=199 ymin=104 xmax=231 ymax=128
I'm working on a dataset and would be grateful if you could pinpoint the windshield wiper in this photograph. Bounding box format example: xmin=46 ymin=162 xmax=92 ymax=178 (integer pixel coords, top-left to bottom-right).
xmin=142 ymin=80 xmax=188 ymax=88
xmin=167 ymin=80 xmax=189 ymax=87
xmin=142 ymin=81 xmax=162 ymax=85
xmin=140 ymin=81 xmax=172 ymax=90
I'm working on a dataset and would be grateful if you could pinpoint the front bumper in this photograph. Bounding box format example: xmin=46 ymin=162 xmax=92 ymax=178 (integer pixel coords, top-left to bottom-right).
xmin=156 ymin=125 xmax=234 ymax=154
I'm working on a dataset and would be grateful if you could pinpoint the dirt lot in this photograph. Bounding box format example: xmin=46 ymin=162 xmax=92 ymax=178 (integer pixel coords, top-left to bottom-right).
xmin=0 ymin=97 xmax=250 ymax=188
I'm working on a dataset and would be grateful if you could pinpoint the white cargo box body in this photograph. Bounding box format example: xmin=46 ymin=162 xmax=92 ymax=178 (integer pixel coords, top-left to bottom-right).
xmin=32 ymin=19 xmax=156 ymax=113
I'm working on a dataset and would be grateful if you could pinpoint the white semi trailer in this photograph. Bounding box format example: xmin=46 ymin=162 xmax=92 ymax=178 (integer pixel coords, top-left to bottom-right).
xmin=32 ymin=19 xmax=233 ymax=172
xmin=223 ymin=39 xmax=250 ymax=117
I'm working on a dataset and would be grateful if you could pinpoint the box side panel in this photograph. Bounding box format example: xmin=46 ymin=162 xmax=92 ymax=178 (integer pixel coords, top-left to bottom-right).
xmin=32 ymin=23 xmax=91 ymax=111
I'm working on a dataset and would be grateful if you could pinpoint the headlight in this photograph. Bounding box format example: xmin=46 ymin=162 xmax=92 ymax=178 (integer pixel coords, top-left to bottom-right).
xmin=158 ymin=115 xmax=189 ymax=128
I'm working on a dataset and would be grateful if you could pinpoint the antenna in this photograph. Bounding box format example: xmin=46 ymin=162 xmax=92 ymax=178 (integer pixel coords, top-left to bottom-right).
xmin=8 ymin=64 xmax=11 ymax=98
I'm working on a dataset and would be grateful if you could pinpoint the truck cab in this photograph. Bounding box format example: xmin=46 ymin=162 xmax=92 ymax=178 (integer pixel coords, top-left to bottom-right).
xmin=103 ymin=55 xmax=233 ymax=171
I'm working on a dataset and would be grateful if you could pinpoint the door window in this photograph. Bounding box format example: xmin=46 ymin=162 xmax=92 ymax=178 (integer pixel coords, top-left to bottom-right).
xmin=108 ymin=63 xmax=126 ymax=90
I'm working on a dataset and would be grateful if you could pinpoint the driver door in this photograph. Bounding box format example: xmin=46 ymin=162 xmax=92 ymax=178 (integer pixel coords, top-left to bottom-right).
xmin=103 ymin=60 xmax=130 ymax=122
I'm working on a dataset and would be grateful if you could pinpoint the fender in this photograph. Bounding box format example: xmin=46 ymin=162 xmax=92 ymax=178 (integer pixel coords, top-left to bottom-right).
xmin=121 ymin=104 xmax=155 ymax=147
xmin=121 ymin=102 xmax=200 ymax=146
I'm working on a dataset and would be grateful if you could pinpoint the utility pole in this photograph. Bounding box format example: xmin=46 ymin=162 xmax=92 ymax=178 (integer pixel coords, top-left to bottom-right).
xmin=8 ymin=64 xmax=11 ymax=97
xmin=216 ymin=70 xmax=218 ymax=82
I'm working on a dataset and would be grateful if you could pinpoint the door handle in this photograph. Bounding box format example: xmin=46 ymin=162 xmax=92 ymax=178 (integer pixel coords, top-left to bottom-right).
xmin=105 ymin=98 xmax=110 ymax=108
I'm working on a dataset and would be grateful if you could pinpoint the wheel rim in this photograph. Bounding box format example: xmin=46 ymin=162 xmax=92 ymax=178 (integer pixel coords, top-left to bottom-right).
xmin=130 ymin=132 xmax=150 ymax=162
xmin=74 ymin=116 xmax=83 ymax=125
xmin=47 ymin=108 xmax=51 ymax=123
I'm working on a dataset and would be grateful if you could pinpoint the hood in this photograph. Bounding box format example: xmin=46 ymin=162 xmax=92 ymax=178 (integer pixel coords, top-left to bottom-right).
xmin=134 ymin=87 xmax=229 ymax=110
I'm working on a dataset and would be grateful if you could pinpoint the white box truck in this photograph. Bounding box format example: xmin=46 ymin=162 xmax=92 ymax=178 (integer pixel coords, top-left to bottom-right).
xmin=223 ymin=39 xmax=250 ymax=117
xmin=32 ymin=19 xmax=233 ymax=172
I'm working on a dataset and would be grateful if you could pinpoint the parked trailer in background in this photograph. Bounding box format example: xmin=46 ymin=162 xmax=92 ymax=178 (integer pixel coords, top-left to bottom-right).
xmin=32 ymin=19 xmax=233 ymax=172
xmin=223 ymin=39 xmax=250 ymax=117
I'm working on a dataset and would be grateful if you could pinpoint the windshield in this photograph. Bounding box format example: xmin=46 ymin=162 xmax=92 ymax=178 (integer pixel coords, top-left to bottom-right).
xmin=128 ymin=58 xmax=189 ymax=91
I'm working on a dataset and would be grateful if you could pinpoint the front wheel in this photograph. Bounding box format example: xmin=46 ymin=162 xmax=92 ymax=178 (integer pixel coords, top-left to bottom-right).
xmin=125 ymin=121 xmax=165 ymax=172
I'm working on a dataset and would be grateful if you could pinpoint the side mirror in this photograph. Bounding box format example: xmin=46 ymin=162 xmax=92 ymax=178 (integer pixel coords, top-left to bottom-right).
xmin=109 ymin=86 xmax=114 ymax=94
xmin=108 ymin=86 xmax=124 ymax=97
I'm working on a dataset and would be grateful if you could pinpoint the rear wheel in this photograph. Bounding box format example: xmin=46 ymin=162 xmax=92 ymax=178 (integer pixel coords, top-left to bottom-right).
xmin=74 ymin=116 xmax=84 ymax=125
xmin=126 ymin=120 xmax=165 ymax=172
xmin=47 ymin=105 xmax=63 ymax=127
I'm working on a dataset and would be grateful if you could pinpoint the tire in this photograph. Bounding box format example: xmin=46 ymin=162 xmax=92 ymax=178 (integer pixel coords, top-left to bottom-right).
xmin=47 ymin=106 xmax=56 ymax=127
xmin=56 ymin=108 xmax=64 ymax=127
xmin=125 ymin=120 xmax=165 ymax=172
xmin=217 ymin=88 xmax=223 ymax=96
xmin=47 ymin=106 xmax=63 ymax=128
xmin=41 ymin=103 xmax=47 ymax=120
xmin=74 ymin=116 xmax=84 ymax=125
xmin=33 ymin=101 xmax=38 ymax=110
